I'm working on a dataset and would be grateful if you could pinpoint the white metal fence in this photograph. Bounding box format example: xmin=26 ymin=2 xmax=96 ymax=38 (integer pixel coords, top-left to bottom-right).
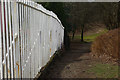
xmin=0 ymin=0 xmax=64 ymax=78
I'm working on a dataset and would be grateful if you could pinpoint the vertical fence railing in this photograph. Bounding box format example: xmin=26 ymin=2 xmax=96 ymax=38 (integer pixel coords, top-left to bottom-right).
xmin=0 ymin=0 xmax=64 ymax=79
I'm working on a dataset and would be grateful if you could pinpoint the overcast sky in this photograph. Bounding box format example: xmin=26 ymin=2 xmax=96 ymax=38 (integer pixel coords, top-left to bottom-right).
xmin=33 ymin=0 xmax=119 ymax=2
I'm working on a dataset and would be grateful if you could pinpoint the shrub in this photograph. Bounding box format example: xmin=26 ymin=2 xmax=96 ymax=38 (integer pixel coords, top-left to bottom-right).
xmin=91 ymin=28 xmax=120 ymax=60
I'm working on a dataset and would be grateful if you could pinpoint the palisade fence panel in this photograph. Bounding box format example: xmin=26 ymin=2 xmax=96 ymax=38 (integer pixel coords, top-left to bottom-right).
xmin=0 ymin=0 xmax=64 ymax=79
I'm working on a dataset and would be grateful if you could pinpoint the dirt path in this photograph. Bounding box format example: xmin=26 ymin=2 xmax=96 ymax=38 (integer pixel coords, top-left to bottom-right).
xmin=40 ymin=40 xmax=118 ymax=78
xmin=41 ymin=40 xmax=97 ymax=78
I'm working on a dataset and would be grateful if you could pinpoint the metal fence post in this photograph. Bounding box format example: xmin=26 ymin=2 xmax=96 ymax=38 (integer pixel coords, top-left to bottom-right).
xmin=0 ymin=0 xmax=64 ymax=78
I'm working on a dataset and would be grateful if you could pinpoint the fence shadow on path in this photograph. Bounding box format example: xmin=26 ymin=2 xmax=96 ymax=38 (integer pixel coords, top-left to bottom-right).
xmin=38 ymin=39 xmax=92 ymax=79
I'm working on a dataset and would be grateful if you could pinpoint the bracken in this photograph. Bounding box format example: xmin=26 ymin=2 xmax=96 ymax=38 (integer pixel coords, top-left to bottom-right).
xmin=91 ymin=28 xmax=120 ymax=61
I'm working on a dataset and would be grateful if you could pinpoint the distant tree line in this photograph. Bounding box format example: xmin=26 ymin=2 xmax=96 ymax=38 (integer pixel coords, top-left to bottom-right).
xmin=37 ymin=2 xmax=120 ymax=49
xmin=68 ymin=2 xmax=120 ymax=41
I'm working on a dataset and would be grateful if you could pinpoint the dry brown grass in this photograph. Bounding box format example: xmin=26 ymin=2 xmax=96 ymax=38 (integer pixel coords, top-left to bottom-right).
xmin=91 ymin=28 xmax=120 ymax=61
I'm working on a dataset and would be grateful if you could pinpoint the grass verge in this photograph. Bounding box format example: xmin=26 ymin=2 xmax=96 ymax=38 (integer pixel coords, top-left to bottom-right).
xmin=70 ymin=29 xmax=108 ymax=42
xmin=87 ymin=63 xmax=118 ymax=78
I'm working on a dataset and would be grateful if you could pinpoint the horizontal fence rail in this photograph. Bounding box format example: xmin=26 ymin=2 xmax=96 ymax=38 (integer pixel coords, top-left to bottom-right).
xmin=0 ymin=0 xmax=64 ymax=78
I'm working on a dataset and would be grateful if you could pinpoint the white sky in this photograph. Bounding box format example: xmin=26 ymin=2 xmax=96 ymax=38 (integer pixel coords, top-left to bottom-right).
xmin=33 ymin=0 xmax=119 ymax=2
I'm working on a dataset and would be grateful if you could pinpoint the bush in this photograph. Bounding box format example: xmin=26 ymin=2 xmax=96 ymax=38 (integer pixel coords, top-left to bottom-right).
xmin=91 ymin=28 xmax=120 ymax=60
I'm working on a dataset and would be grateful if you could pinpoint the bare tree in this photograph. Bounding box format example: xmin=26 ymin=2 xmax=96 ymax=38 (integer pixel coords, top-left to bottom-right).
xmin=100 ymin=2 xmax=118 ymax=30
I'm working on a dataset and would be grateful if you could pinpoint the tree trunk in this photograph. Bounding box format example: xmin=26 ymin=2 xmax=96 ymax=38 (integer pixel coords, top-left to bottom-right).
xmin=118 ymin=1 xmax=120 ymax=27
xmin=81 ymin=25 xmax=84 ymax=42
xmin=72 ymin=31 xmax=75 ymax=40
xmin=64 ymin=29 xmax=70 ymax=50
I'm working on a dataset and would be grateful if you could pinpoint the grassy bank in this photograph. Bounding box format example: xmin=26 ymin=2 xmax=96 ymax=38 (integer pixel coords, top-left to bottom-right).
xmin=87 ymin=63 xmax=118 ymax=78
xmin=70 ymin=29 xmax=108 ymax=42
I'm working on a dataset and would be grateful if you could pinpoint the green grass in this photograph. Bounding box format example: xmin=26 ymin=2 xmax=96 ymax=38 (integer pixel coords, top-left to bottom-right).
xmin=71 ymin=29 xmax=108 ymax=42
xmin=84 ymin=29 xmax=108 ymax=42
xmin=87 ymin=63 xmax=119 ymax=78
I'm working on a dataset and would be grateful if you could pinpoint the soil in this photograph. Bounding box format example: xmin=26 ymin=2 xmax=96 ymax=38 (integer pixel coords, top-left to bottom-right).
xmin=40 ymin=40 xmax=118 ymax=78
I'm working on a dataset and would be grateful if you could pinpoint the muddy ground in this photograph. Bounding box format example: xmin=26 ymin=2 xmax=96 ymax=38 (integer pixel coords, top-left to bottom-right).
xmin=38 ymin=40 xmax=119 ymax=79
